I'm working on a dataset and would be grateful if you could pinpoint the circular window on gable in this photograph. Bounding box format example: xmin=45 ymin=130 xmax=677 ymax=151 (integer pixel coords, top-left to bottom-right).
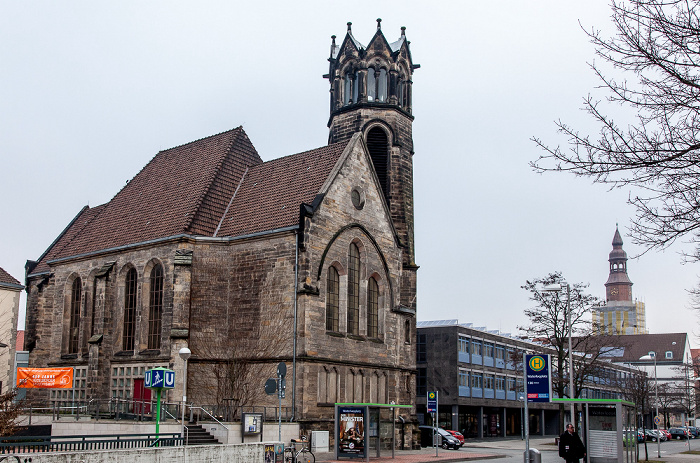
xmin=351 ymin=187 xmax=365 ymax=210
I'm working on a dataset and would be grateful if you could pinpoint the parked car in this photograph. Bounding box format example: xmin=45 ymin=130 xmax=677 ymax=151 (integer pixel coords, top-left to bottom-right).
xmin=445 ymin=430 xmax=465 ymax=444
xmin=418 ymin=426 xmax=462 ymax=450
xmin=638 ymin=429 xmax=646 ymax=442
xmin=685 ymin=426 xmax=699 ymax=438
xmin=669 ymin=427 xmax=690 ymax=439
xmin=645 ymin=429 xmax=666 ymax=442
xmin=660 ymin=429 xmax=672 ymax=440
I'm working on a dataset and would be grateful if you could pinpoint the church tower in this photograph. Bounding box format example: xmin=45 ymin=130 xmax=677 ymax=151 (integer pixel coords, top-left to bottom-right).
xmin=594 ymin=226 xmax=648 ymax=334
xmin=605 ymin=226 xmax=633 ymax=302
xmin=326 ymin=20 xmax=419 ymax=308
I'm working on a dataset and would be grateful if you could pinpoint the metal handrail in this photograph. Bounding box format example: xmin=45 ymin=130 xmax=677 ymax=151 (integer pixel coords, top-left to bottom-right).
xmin=189 ymin=406 xmax=229 ymax=431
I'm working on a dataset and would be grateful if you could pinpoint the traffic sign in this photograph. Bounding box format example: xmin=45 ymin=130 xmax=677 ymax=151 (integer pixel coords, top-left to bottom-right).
xmin=525 ymin=354 xmax=552 ymax=403
xmin=654 ymin=415 xmax=662 ymax=426
xmin=427 ymin=391 xmax=438 ymax=413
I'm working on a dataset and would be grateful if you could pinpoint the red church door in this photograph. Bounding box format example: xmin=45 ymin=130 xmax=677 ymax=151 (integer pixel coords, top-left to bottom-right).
xmin=133 ymin=378 xmax=152 ymax=414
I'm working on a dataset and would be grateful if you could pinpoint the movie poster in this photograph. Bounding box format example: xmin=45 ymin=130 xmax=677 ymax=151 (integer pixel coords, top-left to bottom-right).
xmin=338 ymin=407 xmax=366 ymax=458
xmin=264 ymin=444 xmax=275 ymax=463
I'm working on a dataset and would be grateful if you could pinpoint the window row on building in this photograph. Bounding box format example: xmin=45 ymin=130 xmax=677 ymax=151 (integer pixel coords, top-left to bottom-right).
xmin=63 ymin=261 xmax=166 ymax=357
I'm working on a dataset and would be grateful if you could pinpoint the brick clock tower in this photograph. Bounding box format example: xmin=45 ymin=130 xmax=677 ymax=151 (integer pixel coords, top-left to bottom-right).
xmin=326 ymin=19 xmax=419 ymax=309
xmin=594 ymin=226 xmax=648 ymax=334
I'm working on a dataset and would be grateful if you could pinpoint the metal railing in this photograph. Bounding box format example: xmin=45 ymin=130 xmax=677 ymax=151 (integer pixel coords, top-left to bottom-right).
xmin=0 ymin=433 xmax=182 ymax=453
xmin=18 ymin=400 xmax=293 ymax=425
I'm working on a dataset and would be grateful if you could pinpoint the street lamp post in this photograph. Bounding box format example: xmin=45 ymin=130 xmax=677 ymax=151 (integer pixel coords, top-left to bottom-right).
xmin=640 ymin=352 xmax=660 ymax=459
xmin=543 ymin=283 xmax=575 ymax=427
xmin=179 ymin=347 xmax=191 ymax=444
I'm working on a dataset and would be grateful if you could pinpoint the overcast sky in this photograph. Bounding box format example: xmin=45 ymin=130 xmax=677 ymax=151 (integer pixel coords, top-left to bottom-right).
xmin=2 ymin=1 xmax=697 ymax=341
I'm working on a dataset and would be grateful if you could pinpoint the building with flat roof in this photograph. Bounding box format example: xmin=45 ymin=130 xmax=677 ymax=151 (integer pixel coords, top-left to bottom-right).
xmin=417 ymin=320 xmax=633 ymax=438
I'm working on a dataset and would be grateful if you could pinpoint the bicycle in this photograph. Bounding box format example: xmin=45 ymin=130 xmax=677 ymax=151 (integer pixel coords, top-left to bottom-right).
xmin=284 ymin=435 xmax=315 ymax=463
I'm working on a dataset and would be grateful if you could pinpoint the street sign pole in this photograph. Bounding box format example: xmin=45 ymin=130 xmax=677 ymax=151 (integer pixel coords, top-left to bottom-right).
xmin=155 ymin=388 xmax=162 ymax=442
xmin=427 ymin=391 xmax=438 ymax=457
xmin=523 ymin=352 xmax=530 ymax=463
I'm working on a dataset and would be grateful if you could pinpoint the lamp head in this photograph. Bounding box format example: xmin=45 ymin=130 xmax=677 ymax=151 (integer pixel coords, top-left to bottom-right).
xmin=179 ymin=347 xmax=191 ymax=361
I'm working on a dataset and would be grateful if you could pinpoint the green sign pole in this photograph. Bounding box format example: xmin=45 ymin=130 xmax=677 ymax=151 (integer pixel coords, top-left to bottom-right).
xmin=155 ymin=388 xmax=162 ymax=445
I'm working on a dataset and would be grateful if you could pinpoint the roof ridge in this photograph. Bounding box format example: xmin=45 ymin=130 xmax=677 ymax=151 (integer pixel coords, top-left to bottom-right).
xmin=250 ymin=140 xmax=348 ymax=169
xmin=158 ymin=126 xmax=244 ymax=154
xmin=183 ymin=128 xmax=243 ymax=234
xmin=214 ymin=166 xmax=249 ymax=237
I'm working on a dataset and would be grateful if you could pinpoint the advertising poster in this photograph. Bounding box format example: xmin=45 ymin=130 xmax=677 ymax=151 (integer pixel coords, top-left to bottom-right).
xmin=17 ymin=367 xmax=73 ymax=389
xmin=264 ymin=444 xmax=275 ymax=463
xmin=338 ymin=407 xmax=366 ymax=458
xmin=274 ymin=443 xmax=284 ymax=463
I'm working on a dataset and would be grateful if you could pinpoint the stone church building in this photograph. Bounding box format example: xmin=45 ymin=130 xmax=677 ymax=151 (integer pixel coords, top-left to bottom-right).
xmin=24 ymin=21 xmax=419 ymax=437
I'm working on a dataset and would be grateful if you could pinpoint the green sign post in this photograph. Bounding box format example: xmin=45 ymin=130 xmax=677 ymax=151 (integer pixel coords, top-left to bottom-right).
xmin=144 ymin=367 xmax=175 ymax=445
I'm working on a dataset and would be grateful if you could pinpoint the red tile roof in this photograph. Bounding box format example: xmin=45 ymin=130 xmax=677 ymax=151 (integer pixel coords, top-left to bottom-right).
xmin=29 ymin=128 xmax=350 ymax=275
xmin=217 ymin=142 xmax=347 ymax=237
xmin=0 ymin=267 xmax=21 ymax=287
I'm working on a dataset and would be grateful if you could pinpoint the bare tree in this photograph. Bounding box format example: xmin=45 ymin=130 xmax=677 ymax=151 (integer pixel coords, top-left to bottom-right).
xmin=519 ymin=272 xmax=610 ymax=433
xmin=532 ymin=0 xmax=700 ymax=262
xmin=613 ymin=368 xmax=651 ymax=460
xmin=188 ymin=315 xmax=291 ymax=419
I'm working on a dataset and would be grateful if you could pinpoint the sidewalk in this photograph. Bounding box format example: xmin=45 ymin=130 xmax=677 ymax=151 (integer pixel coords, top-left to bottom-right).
xmin=314 ymin=437 xmax=555 ymax=462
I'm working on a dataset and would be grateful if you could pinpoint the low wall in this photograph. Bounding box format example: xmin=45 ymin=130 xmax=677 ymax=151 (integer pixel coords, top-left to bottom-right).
xmin=15 ymin=442 xmax=279 ymax=463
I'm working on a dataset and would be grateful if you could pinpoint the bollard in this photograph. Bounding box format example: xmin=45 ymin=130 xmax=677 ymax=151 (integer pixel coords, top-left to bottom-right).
xmin=524 ymin=448 xmax=541 ymax=463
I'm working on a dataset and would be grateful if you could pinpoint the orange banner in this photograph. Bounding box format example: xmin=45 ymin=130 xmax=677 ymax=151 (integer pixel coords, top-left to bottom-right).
xmin=17 ymin=368 xmax=74 ymax=389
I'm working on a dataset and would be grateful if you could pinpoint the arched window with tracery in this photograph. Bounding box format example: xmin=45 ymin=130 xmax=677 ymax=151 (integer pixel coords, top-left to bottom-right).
xmin=148 ymin=264 xmax=164 ymax=349
xmin=367 ymin=277 xmax=379 ymax=338
xmin=347 ymin=243 xmax=360 ymax=335
xmin=69 ymin=277 xmax=82 ymax=354
xmin=326 ymin=266 xmax=340 ymax=331
xmin=123 ymin=268 xmax=137 ymax=351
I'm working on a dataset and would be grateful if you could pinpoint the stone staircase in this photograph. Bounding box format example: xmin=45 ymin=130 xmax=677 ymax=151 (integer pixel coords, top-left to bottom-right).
xmin=184 ymin=424 xmax=220 ymax=445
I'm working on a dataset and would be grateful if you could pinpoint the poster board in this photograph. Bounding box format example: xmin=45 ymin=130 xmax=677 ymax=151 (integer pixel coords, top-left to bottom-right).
xmin=336 ymin=406 xmax=366 ymax=458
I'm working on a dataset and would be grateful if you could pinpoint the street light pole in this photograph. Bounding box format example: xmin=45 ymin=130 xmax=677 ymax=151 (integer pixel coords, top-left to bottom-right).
xmin=543 ymin=282 xmax=575 ymax=427
xmin=179 ymin=347 xmax=191 ymax=444
xmin=640 ymin=352 xmax=660 ymax=459
xmin=565 ymin=283 xmax=574 ymax=428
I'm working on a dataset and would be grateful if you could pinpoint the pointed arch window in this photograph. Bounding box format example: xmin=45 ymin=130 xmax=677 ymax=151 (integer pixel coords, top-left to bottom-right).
xmin=347 ymin=243 xmax=360 ymax=335
xmin=366 ymin=127 xmax=389 ymax=200
xmin=148 ymin=264 xmax=164 ymax=349
xmin=368 ymin=68 xmax=377 ymax=101
xmin=404 ymin=319 xmax=411 ymax=344
xmin=123 ymin=268 xmax=137 ymax=351
xmin=326 ymin=266 xmax=340 ymax=331
xmin=367 ymin=67 xmax=388 ymax=103
xmin=367 ymin=277 xmax=379 ymax=338
xmin=377 ymin=69 xmax=387 ymax=102
xmin=69 ymin=278 xmax=82 ymax=354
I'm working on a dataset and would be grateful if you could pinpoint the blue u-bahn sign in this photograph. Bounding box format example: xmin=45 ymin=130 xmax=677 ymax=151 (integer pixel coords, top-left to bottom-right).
xmin=144 ymin=367 xmax=175 ymax=390
xmin=525 ymin=354 xmax=551 ymax=403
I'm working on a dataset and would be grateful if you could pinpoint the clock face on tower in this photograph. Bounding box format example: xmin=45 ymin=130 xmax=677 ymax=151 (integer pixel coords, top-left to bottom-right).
xmin=610 ymin=288 xmax=619 ymax=296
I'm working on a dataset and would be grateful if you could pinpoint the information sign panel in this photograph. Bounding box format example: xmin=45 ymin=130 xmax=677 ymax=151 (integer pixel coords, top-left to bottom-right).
xmin=427 ymin=391 xmax=438 ymax=413
xmin=144 ymin=367 xmax=175 ymax=390
xmin=525 ymin=354 xmax=552 ymax=403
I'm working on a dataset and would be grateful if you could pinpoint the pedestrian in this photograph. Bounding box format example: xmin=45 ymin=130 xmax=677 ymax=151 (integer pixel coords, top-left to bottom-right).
xmin=559 ymin=423 xmax=586 ymax=463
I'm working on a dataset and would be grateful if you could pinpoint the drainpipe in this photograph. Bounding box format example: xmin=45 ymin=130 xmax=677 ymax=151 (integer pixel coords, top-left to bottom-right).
xmin=292 ymin=229 xmax=299 ymax=421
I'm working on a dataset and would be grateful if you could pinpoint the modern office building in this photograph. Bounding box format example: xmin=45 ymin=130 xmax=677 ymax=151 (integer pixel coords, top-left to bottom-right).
xmin=417 ymin=320 xmax=632 ymax=438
